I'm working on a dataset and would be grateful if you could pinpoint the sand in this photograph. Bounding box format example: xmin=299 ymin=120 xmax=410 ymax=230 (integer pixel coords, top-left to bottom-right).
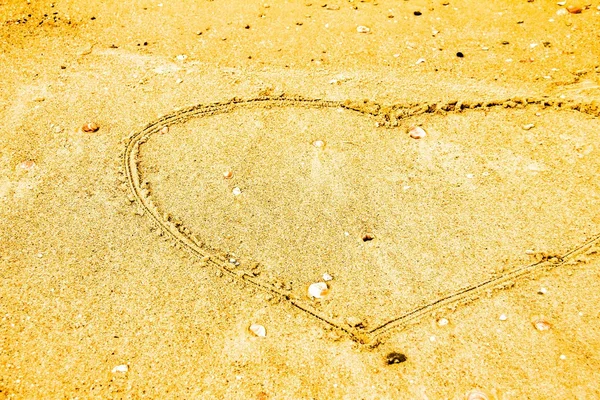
xmin=1 ymin=0 xmax=600 ymax=398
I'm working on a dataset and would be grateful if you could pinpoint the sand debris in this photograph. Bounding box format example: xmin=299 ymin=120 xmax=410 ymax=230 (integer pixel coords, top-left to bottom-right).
xmin=532 ymin=316 xmax=552 ymax=331
xmin=356 ymin=25 xmax=370 ymax=33
xmin=18 ymin=160 xmax=36 ymax=171
xmin=160 ymin=126 xmax=169 ymax=134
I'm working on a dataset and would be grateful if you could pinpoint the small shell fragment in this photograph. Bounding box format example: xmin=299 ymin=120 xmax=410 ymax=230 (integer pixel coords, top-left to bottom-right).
xmin=18 ymin=160 xmax=36 ymax=170
xmin=160 ymin=126 xmax=169 ymax=134
xmin=409 ymin=126 xmax=427 ymax=139
xmin=313 ymin=140 xmax=325 ymax=148
xmin=322 ymin=273 xmax=333 ymax=281
xmin=249 ymin=323 xmax=266 ymax=337
xmin=357 ymin=25 xmax=370 ymax=33
xmin=112 ymin=364 xmax=129 ymax=373
xmin=308 ymin=282 xmax=329 ymax=299
xmin=566 ymin=5 xmax=582 ymax=13
xmin=465 ymin=389 xmax=491 ymax=400
xmin=532 ymin=316 xmax=552 ymax=331
xmin=223 ymin=170 xmax=233 ymax=179
xmin=499 ymin=314 xmax=508 ymax=321
xmin=232 ymin=187 xmax=242 ymax=196
xmin=82 ymin=122 xmax=99 ymax=132
xmin=522 ymin=123 xmax=535 ymax=130
xmin=437 ymin=318 xmax=449 ymax=327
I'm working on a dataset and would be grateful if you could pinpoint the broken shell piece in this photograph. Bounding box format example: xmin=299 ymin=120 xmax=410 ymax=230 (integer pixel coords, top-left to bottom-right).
xmin=356 ymin=25 xmax=370 ymax=33
xmin=408 ymin=126 xmax=427 ymax=139
xmin=566 ymin=5 xmax=582 ymax=13
xmin=522 ymin=123 xmax=535 ymax=130
xmin=82 ymin=122 xmax=99 ymax=132
xmin=313 ymin=140 xmax=325 ymax=148
xmin=308 ymin=282 xmax=329 ymax=299
xmin=112 ymin=364 xmax=129 ymax=373
xmin=249 ymin=323 xmax=266 ymax=337
xmin=223 ymin=170 xmax=233 ymax=179
xmin=322 ymin=273 xmax=333 ymax=281
xmin=232 ymin=187 xmax=242 ymax=196
xmin=532 ymin=316 xmax=552 ymax=331
xmin=499 ymin=314 xmax=508 ymax=321
xmin=18 ymin=160 xmax=36 ymax=170
xmin=437 ymin=318 xmax=449 ymax=327
xmin=160 ymin=126 xmax=169 ymax=134
xmin=465 ymin=389 xmax=491 ymax=400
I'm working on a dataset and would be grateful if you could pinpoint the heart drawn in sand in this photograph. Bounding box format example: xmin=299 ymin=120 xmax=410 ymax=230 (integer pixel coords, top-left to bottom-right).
xmin=122 ymin=96 xmax=600 ymax=344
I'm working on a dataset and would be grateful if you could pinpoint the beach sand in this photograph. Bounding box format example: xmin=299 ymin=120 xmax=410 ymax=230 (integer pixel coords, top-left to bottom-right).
xmin=1 ymin=0 xmax=600 ymax=398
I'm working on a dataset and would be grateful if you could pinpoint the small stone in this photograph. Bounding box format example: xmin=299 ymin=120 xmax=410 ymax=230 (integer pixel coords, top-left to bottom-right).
xmin=499 ymin=314 xmax=508 ymax=321
xmin=111 ymin=364 xmax=128 ymax=373
xmin=176 ymin=78 xmax=183 ymax=84
xmin=232 ymin=187 xmax=242 ymax=196
xmin=34 ymin=97 xmax=45 ymax=102
xmin=249 ymin=323 xmax=266 ymax=337
xmin=566 ymin=5 xmax=582 ymax=13
xmin=557 ymin=1 xmax=566 ymax=5
xmin=308 ymin=282 xmax=329 ymax=299
xmin=408 ymin=126 xmax=427 ymax=139
xmin=456 ymin=52 xmax=464 ymax=58
xmin=556 ymin=8 xmax=568 ymax=15
xmin=522 ymin=123 xmax=535 ymax=130
xmin=229 ymin=258 xmax=237 ymax=264
xmin=357 ymin=25 xmax=370 ymax=33
xmin=322 ymin=273 xmax=333 ymax=281
xmin=82 ymin=122 xmax=99 ymax=132
xmin=385 ymin=352 xmax=407 ymax=365
xmin=223 ymin=170 xmax=233 ymax=179
xmin=362 ymin=233 xmax=374 ymax=242
xmin=538 ymin=287 xmax=547 ymax=295
xmin=559 ymin=354 xmax=567 ymax=360
xmin=160 ymin=126 xmax=169 ymax=134
xmin=313 ymin=140 xmax=325 ymax=148
xmin=437 ymin=318 xmax=449 ymax=327
xmin=413 ymin=11 xmax=422 ymax=16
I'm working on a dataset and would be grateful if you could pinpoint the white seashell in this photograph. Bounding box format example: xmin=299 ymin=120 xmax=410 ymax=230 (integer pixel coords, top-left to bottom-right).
xmin=522 ymin=123 xmax=535 ymax=130
xmin=232 ymin=187 xmax=242 ymax=196
xmin=437 ymin=318 xmax=449 ymax=327
xmin=409 ymin=126 xmax=427 ymax=139
xmin=313 ymin=140 xmax=325 ymax=148
xmin=322 ymin=273 xmax=333 ymax=281
xmin=308 ymin=282 xmax=329 ymax=299
xmin=416 ymin=58 xmax=426 ymax=65
xmin=499 ymin=314 xmax=508 ymax=321
xmin=160 ymin=126 xmax=169 ymax=134
xmin=249 ymin=324 xmax=266 ymax=337
xmin=357 ymin=25 xmax=370 ymax=33
xmin=112 ymin=364 xmax=128 ymax=373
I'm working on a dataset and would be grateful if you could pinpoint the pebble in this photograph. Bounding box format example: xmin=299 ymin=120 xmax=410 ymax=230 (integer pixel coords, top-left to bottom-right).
xmin=82 ymin=122 xmax=99 ymax=132
xmin=308 ymin=282 xmax=329 ymax=299
xmin=223 ymin=170 xmax=233 ymax=179
xmin=385 ymin=352 xmax=407 ymax=365
xmin=408 ymin=126 xmax=427 ymax=139
xmin=566 ymin=5 xmax=582 ymax=13
xmin=313 ymin=140 xmax=325 ymax=148
xmin=437 ymin=318 xmax=449 ymax=327
xmin=346 ymin=316 xmax=363 ymax=327
xmin=176 ymin=54 xmax=188 ymax=60
xmin=160 ymin=126 xmax=169 ymax=134
xmin=538 ymin=287 xmax=547 ymax=295
xmin=322 ymin=273 xmax=333 ymax=281
xmin=456 ymin=52 xmax=464 ymax=58
xmin=559 ymin=354 xmax=567 ymax=360
xmin=111 ymin=364 xmax=128 ymax=373
xmin=232 ymin=187 xmax=242 ymax=196
xmin=356 ymin=25 xmax=370 ymax=33
xmin=522 ymin=123 xmax=535 ymax=130
xmin=499 ymin=314 xmax=508 ymax=321
xmin=249 ymin=323 xmax=266 ymax=337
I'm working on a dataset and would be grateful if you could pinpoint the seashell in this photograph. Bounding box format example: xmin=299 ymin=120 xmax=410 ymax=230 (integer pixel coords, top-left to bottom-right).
xmin=111 ymin=364 xmax=129 ymax=373
xmin=160 ymin=126 xmax=169 ymax=134
xmin=313 ymin=140 xmax=325 ymax=148
xmin=532 ymin=316 xmax=552 ymax=331
xmin=522 ymin=123 xmax=535 ymax=130
xmin=409 ymin=126 xmax=427 ymax=139
xmin=308 ymin=282 xmax=329 ymax=299
xmin=437 ymin=318 xmax=449 ymax=327
xmin=465 ymin=389 xmax=491 ymax=400
xmin=356 ymin=25 xmax=370 ymax=33
xmin=249 ymin=323 xmax=266 ymax=337
xmin=223 ymin=170 xmax=233 ymax=179
xmin=232 ymin=187 xmax=242 ymax=196
xmin=499 ymin=314 xmax=508 ymax=321
xmin=566 ymin=5 xmax=582 ymax=13
xmin=82 ymin=122 xmax=99 ymax=132
xmin=18 ymin=160 xmax=36 ymax=170
xmin=322 ymin=273 xmax=333 ymax=281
